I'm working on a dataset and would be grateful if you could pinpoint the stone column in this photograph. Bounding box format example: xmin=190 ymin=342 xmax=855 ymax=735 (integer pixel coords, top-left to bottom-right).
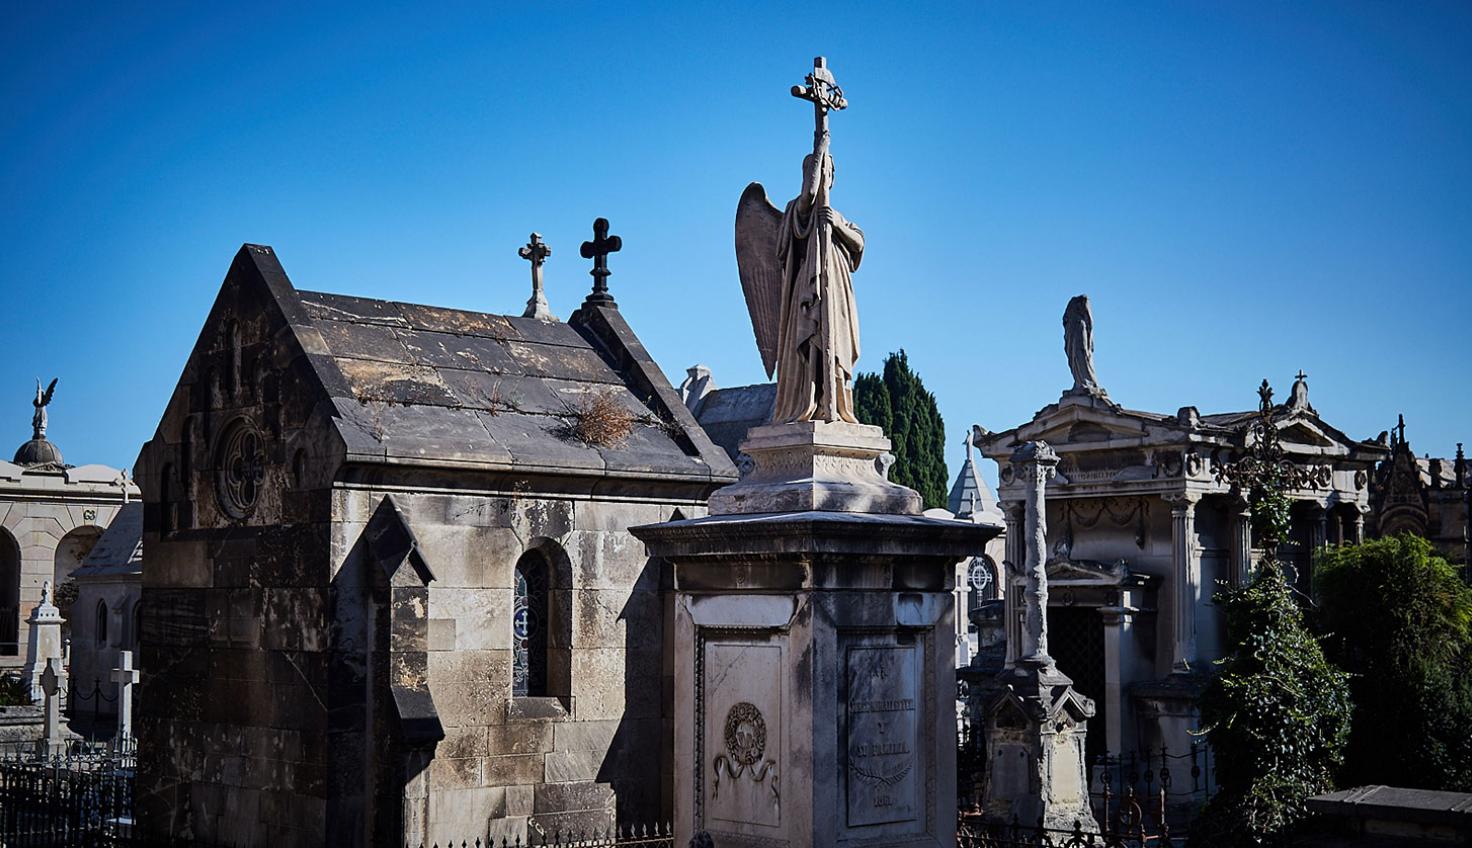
xmin=1353 ymin=509 xmax=1366 ymax=545
xmin=1164 ymin=493 xmax=1200 ymax=674
xmin=1230 ymin=498 xmax=1253 ymax=587
xmin=1097 ymin=607 xmax=1131 ymax=756
xmin=1001 ymin=501 xmax=1025 ymax=669
xmin=1014 ymin=444 xmax=1056 ymax=667
xmin=634 ymin=418 xmax=998 ymax=848
xmin=981 ymin=442 xmax=1098 ymax=832
xmin=1309 ymin=504 xmax=1328 ymax=551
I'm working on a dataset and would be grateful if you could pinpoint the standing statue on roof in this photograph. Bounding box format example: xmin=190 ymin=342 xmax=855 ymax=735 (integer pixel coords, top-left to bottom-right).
xmin=31 ymin=378 xmax=57 ymax=439
xmin=735 ymin=57 xmax=865 ymax=424
xmin=1063 ymin=295 xmax=1106 ymax=399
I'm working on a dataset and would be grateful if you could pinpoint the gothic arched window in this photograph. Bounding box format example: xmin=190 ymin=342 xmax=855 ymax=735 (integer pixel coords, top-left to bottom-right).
xmin=95 ymin=601 xmax=109 ymax=645
xmin=512 ymin=550 xmax=550 ymax=697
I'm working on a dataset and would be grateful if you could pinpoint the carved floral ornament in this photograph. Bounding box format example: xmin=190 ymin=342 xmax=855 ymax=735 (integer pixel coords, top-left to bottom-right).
xmin=215 ymin=416 xmax=266 ymax=519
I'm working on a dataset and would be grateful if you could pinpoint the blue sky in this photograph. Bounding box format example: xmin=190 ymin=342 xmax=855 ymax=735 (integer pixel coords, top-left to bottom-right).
xmin=2 ymin=2 xmax=1469 ymax=486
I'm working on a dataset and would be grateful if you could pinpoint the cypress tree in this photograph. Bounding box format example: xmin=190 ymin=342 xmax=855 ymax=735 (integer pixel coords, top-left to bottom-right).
xmin=853 ymin=350 xmax=948 ymax=509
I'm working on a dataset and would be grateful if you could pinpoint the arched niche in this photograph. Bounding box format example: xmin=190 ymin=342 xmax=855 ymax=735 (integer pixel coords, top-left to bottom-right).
xmin=54 ymin=525 xmax=105 ymax=587
xmin=0 ymin=528 xmax=18 ymax=656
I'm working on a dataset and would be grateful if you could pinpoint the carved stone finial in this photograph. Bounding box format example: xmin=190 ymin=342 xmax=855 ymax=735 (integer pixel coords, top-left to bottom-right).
xmin=518 ymin=233 xmax=557 ymax=321
xmin=1288 ymin=370 xmax=1313 ymax=413
xmin=579 ymin=218 xmax=622 ymax=308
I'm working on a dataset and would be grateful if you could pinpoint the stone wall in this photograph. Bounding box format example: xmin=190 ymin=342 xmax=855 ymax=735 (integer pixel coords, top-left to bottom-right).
xmin=331 ymin=487 xmax=687 ymax=845
xmin=135 ymin=262 xmax=341 ymax=846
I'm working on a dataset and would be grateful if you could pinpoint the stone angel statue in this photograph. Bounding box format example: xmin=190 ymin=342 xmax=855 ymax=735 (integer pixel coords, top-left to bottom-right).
xmin=735 ymin=135 xmax=865 ymax=424
xmin=32 ymin=377 xmax=57 ymax=439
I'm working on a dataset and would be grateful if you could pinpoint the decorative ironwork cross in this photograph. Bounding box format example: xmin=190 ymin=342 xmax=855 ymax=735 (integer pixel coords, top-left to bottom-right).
xmin=579 ymin=217 xmax=622 ymax=307
xmin=1213 ymin=379 xmax=1320 ymax=549
xmin=790 ymin=56 xmax=847 ymax=142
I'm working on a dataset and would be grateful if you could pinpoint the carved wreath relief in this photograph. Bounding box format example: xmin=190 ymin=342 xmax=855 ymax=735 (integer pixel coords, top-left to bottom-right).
xmin=215 ymin=417 xmax=265 ymax=519
xmin=713 ymin=702 xmax=779 ymax=803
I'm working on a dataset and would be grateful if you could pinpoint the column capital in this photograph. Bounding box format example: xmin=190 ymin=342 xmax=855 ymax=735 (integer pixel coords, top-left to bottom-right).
xmin=1162 ymin=491 xmax=1200 ymax=513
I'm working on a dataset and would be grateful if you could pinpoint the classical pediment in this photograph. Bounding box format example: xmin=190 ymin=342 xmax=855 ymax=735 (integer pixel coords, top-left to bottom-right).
xmin=1276 ymin=420 xmax=1339 ymax=450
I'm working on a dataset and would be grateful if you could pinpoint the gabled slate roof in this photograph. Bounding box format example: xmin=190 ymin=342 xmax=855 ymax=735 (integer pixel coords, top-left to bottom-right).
xmin=692 ymin=383 xmax=776 ymax=461
xmin=228 ymin=244 xmax=737 ymax=484
xmin=73 ymin=502 xmax=143 ymax=578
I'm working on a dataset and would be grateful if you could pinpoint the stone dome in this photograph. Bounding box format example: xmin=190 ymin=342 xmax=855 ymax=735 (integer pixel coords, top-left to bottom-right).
xmin=13 ymin=437 xmax=63 ymax=467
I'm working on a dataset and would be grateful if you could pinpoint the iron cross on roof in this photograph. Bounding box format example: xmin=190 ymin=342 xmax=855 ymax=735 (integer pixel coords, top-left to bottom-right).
xmin=580 ymin=217 xmax=622 ymax=308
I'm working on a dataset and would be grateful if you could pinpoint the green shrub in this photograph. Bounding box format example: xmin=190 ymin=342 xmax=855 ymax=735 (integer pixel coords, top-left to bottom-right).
xmin=1314 ymin=534 xmax=1472 ymax=790
xmin=1191 ymin=564 xmax=1352 ymax=847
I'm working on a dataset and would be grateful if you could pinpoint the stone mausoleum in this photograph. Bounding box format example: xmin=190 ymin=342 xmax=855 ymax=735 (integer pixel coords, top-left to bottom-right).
xmin=135 ymin=239 xmax=736 ymax=847
xmin=977 ymin=299 xmax=1389 ymax=761
xmin=0 ymin=387 xmax=137 ymax=670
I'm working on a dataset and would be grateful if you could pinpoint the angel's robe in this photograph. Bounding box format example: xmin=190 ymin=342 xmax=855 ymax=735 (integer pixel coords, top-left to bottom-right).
xmin=772 ymin=194 xmax=864 ymax=424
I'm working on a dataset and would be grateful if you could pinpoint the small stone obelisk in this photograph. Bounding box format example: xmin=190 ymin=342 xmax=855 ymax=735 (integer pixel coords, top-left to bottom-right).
xmin=982 ymin=441 xmax=1099 ymax=832
xmin=23 ymin=581 xmax=66 ymax=703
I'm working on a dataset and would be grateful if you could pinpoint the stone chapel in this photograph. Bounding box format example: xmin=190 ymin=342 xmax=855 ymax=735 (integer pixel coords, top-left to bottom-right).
xmin=134 ymin=241 xmax=736 ymax=847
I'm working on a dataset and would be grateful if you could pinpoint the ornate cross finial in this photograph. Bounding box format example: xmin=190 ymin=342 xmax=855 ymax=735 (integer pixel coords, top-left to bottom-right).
xmin=790 ymin=56 xmax=847 ymax=143
xmin=1296 ymin=369 xmax=1307 ymax=382
xmin=579 ymin=217 xmax=622 ymax=308
xmin=518 ymin=233 xmax=556 ymax=321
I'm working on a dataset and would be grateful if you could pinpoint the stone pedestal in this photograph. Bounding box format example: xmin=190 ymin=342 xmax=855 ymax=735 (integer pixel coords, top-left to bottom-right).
xmin=982 ymin=665 xmax=1096 ymax=830
xmin=635 ymin=422 xmax=994 ymax=848
xmin=707 ymin=421 xmax=922 ymax=516
xmin=634 ymin=512 xmax=995 ymax=848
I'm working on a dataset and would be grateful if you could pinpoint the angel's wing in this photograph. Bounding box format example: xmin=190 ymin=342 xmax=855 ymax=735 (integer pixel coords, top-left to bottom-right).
xmin=42 ymin=378 xmax=57 ymax=406
xmin=735 ymin=182 xmax=785 ymax=380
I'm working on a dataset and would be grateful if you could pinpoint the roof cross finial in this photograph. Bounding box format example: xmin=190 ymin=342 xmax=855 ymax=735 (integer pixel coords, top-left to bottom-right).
xmin=579 ymin=217 xmax=622 ymax=308
xmin=518 ymin=233 xmax=557 ymax=321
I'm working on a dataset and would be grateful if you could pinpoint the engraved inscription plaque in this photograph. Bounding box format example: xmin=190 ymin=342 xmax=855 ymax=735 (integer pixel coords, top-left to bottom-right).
xmin=845 ymin=645 xmax=920 ymax=826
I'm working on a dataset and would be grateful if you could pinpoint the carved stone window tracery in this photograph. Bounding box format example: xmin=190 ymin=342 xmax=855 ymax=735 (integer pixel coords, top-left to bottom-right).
xmin=214 ymin=418 xmax=265 ymax=520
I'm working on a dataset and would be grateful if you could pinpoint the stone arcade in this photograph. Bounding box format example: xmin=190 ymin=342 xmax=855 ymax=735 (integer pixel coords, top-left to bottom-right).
xmin=134 ymin=238 xmax=736 ymax=847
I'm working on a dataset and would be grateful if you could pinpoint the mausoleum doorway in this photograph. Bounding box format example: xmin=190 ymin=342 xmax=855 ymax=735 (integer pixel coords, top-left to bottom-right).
xmin=1051 ymin=606 xmax=1107 ymax=763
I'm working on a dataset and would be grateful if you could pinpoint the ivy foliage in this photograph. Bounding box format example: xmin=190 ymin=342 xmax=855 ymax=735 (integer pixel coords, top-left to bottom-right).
xmin=853 ymin=350 xmax=948 ymax=509
xmin=1192 ymin=564 xmax=1352 ymax=847
xmin=1314 ymin=535 xmax=1472 ymax=790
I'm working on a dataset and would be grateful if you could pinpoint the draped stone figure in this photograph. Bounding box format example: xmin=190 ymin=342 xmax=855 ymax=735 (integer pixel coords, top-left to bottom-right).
xmin=736 ymin=58 xmax=863 ymax=425
xmin=1063 ymin=295 xmax=1103 ymax=397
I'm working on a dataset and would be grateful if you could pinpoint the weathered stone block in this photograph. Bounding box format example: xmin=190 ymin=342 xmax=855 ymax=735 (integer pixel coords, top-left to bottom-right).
xmin=543 ymin=749 xmax=604 ymax=784
xmin=428 ymin=617 xmax=456 ymax=651
xmin=488 ymin=722 xmax=553 ymax=756
xmin=551 ymin=720 xmax=619 ymax=753
xmin=533 ymin=780 xmax=615 ymax=814
xmin=482 ymin=753 xmax=545 ymax=786
xmin=428 ymin=752 xmax=481 ymax=789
